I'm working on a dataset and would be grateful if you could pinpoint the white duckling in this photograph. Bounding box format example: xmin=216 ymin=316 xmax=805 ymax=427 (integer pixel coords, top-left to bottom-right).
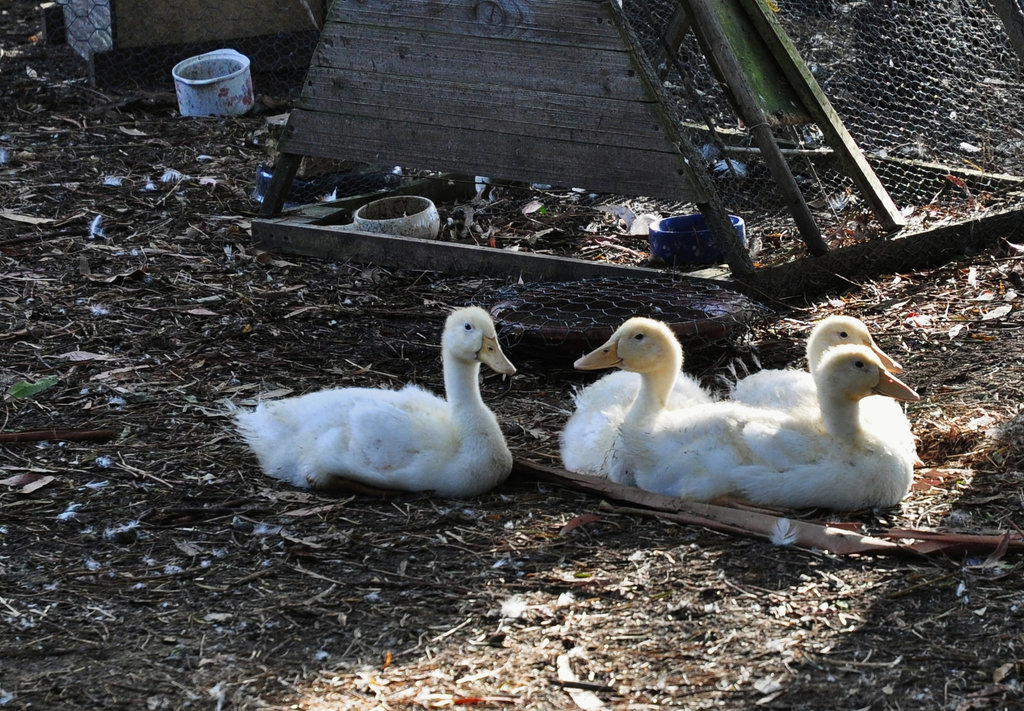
xmin=234 ymin=306 xmax=516 ymax=497
xmin=732 ymin=315 xmax=902 ymax=409
xmin=576 ymin=318 xmax=920 ymax=510
xmin=732 ymin=314 xmax=918 ymax=462
xmin=559 ymin=319 xmax=714 ymax=477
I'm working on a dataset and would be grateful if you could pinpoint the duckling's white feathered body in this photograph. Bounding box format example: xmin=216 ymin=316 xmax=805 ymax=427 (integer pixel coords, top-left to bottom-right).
xmin=576 ymin=318 xmax=921 ymax=510
xmin=731 ymin=315 xmax=918 ymax=462
xmin=560 ymin=326 xmax=713 ymax=476
xmin=235 ymin=307 xmax=515 ymax=497
xmin=610 ymin=395 xmax=915 ymax=509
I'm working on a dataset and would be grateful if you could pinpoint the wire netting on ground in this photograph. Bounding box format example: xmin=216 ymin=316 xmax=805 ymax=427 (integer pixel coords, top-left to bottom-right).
xmin=51 ymin=0 xmax=1024 ymax=266
xmin=489 ymin=277 xmax=773 ymax=358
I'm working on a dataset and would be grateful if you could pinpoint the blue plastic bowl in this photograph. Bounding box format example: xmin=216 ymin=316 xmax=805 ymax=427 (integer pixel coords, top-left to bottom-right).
xmin=648 ymin=214 xmax=746 ymax=266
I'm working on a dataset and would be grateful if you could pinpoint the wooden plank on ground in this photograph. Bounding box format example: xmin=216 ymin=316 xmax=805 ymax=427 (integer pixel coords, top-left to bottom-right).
xmin=747 ymin=208 xmax=1024 ymax=297
xmin=511 ymin=457 xmax=1024 ymax=557
xmin=252 ymin=216 xmax=675 ymax=282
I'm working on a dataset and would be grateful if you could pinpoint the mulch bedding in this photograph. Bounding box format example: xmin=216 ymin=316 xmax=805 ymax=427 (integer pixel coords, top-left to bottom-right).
xmin=3 ymin=4 xmax=1024 ymax=709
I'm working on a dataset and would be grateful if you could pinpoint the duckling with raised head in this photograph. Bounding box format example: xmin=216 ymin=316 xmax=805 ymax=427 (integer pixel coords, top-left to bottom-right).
xmin=732 ymin=314 xmax=917 ymax=462
xmin=560 ymin=318 xmax=713 ymax=476
xmin=234 ymin=306 xmax=516 ymax=497
xmin=732 ymin=314 xmax=902 ymax=409
xmin=575 ymin=318 xmax=921 ymax=510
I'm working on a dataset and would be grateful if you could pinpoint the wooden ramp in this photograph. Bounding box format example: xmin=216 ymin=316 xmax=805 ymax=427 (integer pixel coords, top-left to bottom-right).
xmin=271 ymin=0 xmax=705 ymax=204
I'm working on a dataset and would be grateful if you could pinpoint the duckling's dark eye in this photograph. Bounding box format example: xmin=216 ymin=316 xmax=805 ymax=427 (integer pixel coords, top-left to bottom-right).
xmin=854 ymin=359 xmax=865 ymax=368
xmin=464 ymin=322 xmax=473 ymax=331
xmin=634 ymin=333 xmax=645 ymax=341
xmin=838 ymin=330 xmax=849 ymax=339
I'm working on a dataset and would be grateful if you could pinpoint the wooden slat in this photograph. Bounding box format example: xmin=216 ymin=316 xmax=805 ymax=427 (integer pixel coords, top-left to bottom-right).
xmin=295 ymin=68 xmax=666 ymax=149
xmin=702 ymin=0 xmax=811 ymax=125
xmin=281 ymin=109 xmax=697 ymax=200
xmin=252 ymin=216 xmax=677 ymax=282
xmin=309 ymin=27 xmax=646 ymax=102
xmin=327 ymin=0 xmax=619 ymax=49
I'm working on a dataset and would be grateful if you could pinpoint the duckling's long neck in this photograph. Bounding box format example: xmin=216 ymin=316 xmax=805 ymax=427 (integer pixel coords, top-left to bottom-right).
xmin=817 ymin=390 xmax=863 ymax=439
xmin=443 ymin=355 xmax=487 ymax=424
xmin=624 ymin=356 xmax=680 ymax=427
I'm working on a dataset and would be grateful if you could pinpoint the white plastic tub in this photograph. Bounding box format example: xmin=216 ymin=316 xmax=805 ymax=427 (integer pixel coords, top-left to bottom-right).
xmin=172 ymin=49 xmax=253 ymax=117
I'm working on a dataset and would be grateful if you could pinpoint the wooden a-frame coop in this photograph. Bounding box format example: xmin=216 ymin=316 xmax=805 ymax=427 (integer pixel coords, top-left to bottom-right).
xmin=252 ymin=0 xmax=1023 ymax=294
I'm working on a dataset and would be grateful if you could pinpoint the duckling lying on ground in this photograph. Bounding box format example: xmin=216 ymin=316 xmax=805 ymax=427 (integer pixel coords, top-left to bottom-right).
xmin=732 ymin=314 xmax=918 ymax=463
xmin=560 ymin=319 xmax=714 ymax=477
xmin=234 ymin=306 xmax=516 ymax=497
xmin=732 ymin=314 xmax=902 ymax=408
xmin=575 ymin=317 xmax=921 ymax=510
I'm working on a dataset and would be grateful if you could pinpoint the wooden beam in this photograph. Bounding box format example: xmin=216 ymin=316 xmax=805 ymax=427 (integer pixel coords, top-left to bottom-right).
xmin=257 ymin=153 xmax=302 ymax=218
xmin=608 ymin=0 xmax=754 ymax=277
xmin=745 ymin=208 xmax=1024 ymax=298
xmin=991 ymin=0 xmax=1024 ymax=66
xmin=738 ymin=0 xmax=906 ymax=232
xmin=253 ymin=216 xmax=684 ymax=282
xmin=684 ymin=0 xmax=829 ymax=256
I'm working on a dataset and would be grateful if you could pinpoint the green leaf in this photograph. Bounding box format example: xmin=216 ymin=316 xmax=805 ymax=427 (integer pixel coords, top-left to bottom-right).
xmin=7 ymin=375 xmax=60 ymax=399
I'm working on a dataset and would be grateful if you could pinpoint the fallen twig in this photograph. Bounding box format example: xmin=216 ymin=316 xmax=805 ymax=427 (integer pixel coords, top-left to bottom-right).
xmin=511 ymin=457 xmax=1024 ymax=558
xmin=0 ymin=428 xmax=117 ymax=443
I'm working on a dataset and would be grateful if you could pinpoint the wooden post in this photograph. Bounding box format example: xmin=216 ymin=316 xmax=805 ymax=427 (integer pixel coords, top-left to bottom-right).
xmin=608 ymin=0 xmax=756 ymax=276
xmin=991 ymin=0 xmax=1024 ymax=66
xmin=257 ymin=153 xmax=302 ymax=218
xmin=684 ymin=0 xmax=830 ymax=256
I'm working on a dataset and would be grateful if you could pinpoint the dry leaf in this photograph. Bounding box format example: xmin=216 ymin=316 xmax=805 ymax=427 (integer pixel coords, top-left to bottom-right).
xmin=118 ymin=126 xmax=148 ymax=137
xmin=255 ymin=252 xmax=297 ymax=267
xmin=1 ymin=472 xmax=52 ymax=489
xmin=0 ymin=210 xmax=55 ymax=225
xmin=58 ymin=350 xmax=118 ymax=362
xmin=174 ymin=540 xmax=204 ymax=557
xmin=992 ymin=662 xmax=1014 ymax=684
xmin=21 ymin=475 xmax=54 ymax=493
xmin=559 ymin=513 xmax=602 ymax=536
xmin=81 ymin=267 xmax=147 ymax=284
xmin=521 ymin=199 xmax=544 ymax=215
xmin=981 ymin=304 xmax=1012 ymax=321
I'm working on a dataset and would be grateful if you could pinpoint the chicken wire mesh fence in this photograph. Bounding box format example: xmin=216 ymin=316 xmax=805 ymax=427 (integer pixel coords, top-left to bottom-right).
xmin=623 ymin=0 xmax=1024 ymax=263
xmin=55 ymin=0 xmax=321 ymax=93
xmin=50 ymin=0 xmax=1024 ymax=268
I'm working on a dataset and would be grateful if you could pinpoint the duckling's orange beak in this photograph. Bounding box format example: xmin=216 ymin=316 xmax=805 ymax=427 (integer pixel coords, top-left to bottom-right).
xmin=574 ymin=338 xmax=622 ymax=370
xmin=868 ymin=340 xmax=903 ymax=374
xmin=479 ymin=335 xmax=516 ymax=375
xmin=872 ymin=369 xmax=920 ymax=401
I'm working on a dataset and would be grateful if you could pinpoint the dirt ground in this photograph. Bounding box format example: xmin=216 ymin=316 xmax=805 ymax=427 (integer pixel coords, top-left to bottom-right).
xmin=3 ymin=3 xmax=1024 ymax=709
